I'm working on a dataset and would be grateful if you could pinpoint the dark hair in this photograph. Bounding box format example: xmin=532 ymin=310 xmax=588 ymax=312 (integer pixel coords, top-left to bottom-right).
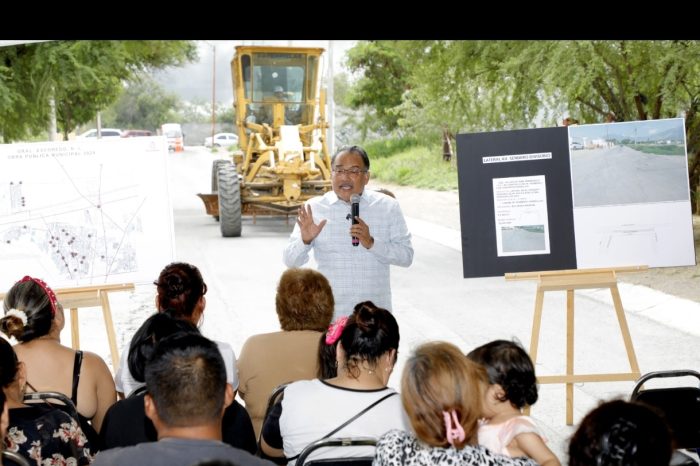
xmin=154 ymin=262 xmax=207 ymax=321
xmin=0 ymin=338 xmax=20 ymax=388
xmin=569 ymin=399 xmax=672 ymax=466
xmin=0 ymin=279 xmax=57 ymax=342
xmin=339 ymin=301 xmax=399 ymax=378
xmin=145 ymin=333 xmax=226 ymax=427
xmin=331 ymin=145 xmax=370 ymax=170
xmin=467 ymin=339 xmax=538 ymax=409
xmin=276 ymin=268 xmax=334 ymax=331
xmin=127 ymin=312 xmax=200 ymax=383
xmin=317 ymin=329 xmax=336 ymax=379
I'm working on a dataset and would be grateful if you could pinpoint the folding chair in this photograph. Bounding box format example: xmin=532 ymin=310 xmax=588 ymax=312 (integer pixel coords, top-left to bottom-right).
xmin=296 ymin=437 xmax=377 ymax=466
xmin=631 ymin=370 xmax=700 ymax=466
xmin=23 ymin=391 xmax=79 ymax=421
xmin=257 ymin=382 xmax=290 ymax=464
xmin=2 ymin=450 xmax=31 ymax=466
xmin=23 ymin=391 xmax=101 ymax=450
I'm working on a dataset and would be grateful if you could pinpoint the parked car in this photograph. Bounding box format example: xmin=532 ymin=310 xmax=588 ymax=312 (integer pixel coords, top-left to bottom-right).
xmin=77 ymin=128 xmax=122 ymax=139
xmin=122 ymin=129 xmax=153 ymax=137
xmin=570 ymin=141 xmax=584 ymax=150
xmin=204 ymin=132 xmax=239 ymax=148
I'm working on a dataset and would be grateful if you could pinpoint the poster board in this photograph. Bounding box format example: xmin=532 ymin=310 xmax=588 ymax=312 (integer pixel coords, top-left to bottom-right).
xmin=0 ymin=137 xmax=175 ymax=291
xmin=457 ymin=118 xmax=695 ymax=278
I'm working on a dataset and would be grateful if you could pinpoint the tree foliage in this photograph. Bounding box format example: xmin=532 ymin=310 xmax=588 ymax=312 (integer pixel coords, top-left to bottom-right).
xmin=0 ymin=40 xmax=197 ymax=141
xmin=102 ymin=77 xmax=181 ymax=131
xmin=347 ymin=40 xmax=700 ymax=205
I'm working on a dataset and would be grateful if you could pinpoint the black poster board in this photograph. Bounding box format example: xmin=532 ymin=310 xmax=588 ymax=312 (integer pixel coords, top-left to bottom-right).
xmin=457 ymin=127 xmax=577 ymax=278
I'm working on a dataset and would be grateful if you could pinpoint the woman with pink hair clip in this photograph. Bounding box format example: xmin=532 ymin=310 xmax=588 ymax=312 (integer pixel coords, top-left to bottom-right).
xmin=373 ymin=341 xmax=539 ymax=466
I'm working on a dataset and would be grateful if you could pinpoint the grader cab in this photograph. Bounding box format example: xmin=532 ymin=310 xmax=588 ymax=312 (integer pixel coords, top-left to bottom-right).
xmin=197 ymin=46 xmax=332 ymax=237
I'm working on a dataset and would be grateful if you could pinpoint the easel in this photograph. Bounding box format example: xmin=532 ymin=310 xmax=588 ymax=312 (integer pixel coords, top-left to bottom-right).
xmin=1 ymin=283 xmax=134 ymax=372
xmin=505 ymin=267 xmax=645 ymax=425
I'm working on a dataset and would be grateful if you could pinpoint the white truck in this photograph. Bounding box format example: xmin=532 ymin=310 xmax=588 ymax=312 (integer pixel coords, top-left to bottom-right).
xmin=160 ymin=123 xmax=184 ymax=152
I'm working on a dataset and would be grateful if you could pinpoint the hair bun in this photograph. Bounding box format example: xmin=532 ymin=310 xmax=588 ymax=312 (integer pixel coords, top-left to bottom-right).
xmin=353 ymin=301 xmax=379 ymax=334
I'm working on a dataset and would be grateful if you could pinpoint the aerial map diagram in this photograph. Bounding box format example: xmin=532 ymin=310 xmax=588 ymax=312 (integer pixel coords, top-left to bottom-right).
xmin=0 ymin=137 xmax=174 ymax=292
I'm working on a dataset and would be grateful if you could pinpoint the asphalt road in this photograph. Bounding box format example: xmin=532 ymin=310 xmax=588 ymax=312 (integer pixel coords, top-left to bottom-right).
xmin=72 ymin=146 xmax=700 ymax=463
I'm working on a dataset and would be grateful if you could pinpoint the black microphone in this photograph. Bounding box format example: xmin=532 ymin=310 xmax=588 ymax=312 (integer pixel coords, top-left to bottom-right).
xmin=351 ymin=194 xmax=360 ymax=247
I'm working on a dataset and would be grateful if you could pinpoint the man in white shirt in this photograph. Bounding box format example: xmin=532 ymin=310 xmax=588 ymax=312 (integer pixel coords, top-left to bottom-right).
xmin=283 ymin=146 xmax=414 ymax=317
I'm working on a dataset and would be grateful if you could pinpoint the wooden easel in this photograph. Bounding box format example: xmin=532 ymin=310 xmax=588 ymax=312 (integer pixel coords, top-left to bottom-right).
xmin=1 ymin=283 xmax=134 ymax=372
xmin=505 ymin=267 xmax=645 ymax=425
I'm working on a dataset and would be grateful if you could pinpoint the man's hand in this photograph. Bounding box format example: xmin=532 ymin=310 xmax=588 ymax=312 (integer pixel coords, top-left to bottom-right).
xmin=297 ymin=204 xmax=326 ymax=245
xmin=350 ymin=216 xmax=374 ymax=249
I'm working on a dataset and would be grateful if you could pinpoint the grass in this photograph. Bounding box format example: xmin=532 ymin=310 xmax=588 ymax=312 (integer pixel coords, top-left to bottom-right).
xmin=370 ymin=144 xmax=459 ymax=191
xmin=626 ymin=144 xmax=686 ymax=156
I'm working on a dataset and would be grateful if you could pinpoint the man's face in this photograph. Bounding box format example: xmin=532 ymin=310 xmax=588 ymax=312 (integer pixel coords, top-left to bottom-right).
xmin=331 ymin=151 xmax=370 ymax=202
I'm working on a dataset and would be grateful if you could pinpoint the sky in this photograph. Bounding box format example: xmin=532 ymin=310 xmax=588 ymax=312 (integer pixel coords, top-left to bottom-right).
xmin=153 ymin=40 xmax=357 ymax=107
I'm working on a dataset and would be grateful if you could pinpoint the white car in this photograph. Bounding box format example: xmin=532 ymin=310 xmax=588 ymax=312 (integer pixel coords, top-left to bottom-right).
xmin=205 ymin=132 xmax=239 ymax=148
xmin=77 ymin=128 xmax=123 ymax=139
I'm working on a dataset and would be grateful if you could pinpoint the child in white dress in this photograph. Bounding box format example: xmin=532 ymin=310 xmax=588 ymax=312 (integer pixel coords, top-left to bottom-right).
xmin=467 ymin=340 xmax=561 ymax=466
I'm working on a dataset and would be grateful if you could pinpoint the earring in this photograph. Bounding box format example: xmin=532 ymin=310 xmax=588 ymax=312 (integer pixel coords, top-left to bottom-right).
xmin=385 ymin=366 xmax=391 ymax=372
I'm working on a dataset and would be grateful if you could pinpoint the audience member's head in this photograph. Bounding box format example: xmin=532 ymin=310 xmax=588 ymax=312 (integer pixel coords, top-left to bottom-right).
xmin=467 ymin=339 xmax=538 ymax=409
xmin=568 ymin=399 xmax=672 ymax=466
xmin=401 ymin=341 xmax=487 ymax=450
xmin=334 ymin=301 xmax=399 ymax=379
xmin=0 ymin=381 xmax=7 ymax=447
xmin=275 ymin=268 xmax=334 ymax=332
xmin=0 ymin=276 xmax=61 ymax=342
xmin=127 ymin=312 xmax=199 ymax=384
xmin=0 ymin=338 xmax=21 ymax=391
xmin=145 ymin=333 xmax=230 ymax=430
xmin=154 ymin=262 xmax=207 ymax=323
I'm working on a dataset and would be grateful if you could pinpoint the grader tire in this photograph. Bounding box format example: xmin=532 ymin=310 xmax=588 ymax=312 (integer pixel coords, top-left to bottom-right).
xmin=211 ymin=159 xmax=230 ymax=221
xmin=211 ymin=159 xmax=229 ymax=193
xmin=217 ymin=161 xmax=242 ymax=237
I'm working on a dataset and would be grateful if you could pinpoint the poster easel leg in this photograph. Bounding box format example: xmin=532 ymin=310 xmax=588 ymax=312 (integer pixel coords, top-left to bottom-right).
xmin=99 ymin=290 xmax=121 ymax=373
xmin=610 ymin=284 xmax=641 ymax=376
xmin=566 ymin=289 xmax=574 ymax=425
xmin=70 ymin=308 xmax=80 ymax=349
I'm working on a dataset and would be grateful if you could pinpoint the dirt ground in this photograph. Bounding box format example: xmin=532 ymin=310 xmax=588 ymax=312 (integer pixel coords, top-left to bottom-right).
xmin=371 ymin=182 xmax=700 ymax=304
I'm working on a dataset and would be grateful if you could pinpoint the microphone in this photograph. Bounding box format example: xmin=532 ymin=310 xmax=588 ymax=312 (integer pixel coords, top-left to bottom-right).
xmin=351 ymin=194 xmax=360 ymax=247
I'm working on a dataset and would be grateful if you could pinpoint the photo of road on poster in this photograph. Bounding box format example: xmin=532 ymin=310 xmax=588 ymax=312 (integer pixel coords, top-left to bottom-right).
xmin=492 ymin=175 xmax=551 ymax=257
xmin=568 ymin=118 xmax=695 ymax=268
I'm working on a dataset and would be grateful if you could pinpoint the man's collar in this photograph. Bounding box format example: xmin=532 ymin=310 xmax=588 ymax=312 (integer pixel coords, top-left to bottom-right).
xmin=328 ymin=191 xmax=364 ymax=205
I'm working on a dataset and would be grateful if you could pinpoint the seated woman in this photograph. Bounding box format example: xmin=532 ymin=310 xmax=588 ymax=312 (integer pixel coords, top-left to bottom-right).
xmin=374 ymin=341 xmax=539 ymax=466
xmin=115 ymin=262 xmax=239 ymax=399
xmin=0 ymin=338 xmax=92 ymax=464
xmin=568 ymin=399 xmax=672 ymax=466
xmin=100 ymin=312 xmax=256 ymax=453
xmin=0 ymin=275 xmax=116 ymax=447
xmin=237 ymin=268 xmax=334 ymax=437
xmin=261 ymin=301 xmax=409 ymax=464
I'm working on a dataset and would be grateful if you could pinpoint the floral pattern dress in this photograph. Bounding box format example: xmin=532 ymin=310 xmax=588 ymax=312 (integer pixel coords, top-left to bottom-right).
xmin=6 ymin=405 xmax=93 ymax=465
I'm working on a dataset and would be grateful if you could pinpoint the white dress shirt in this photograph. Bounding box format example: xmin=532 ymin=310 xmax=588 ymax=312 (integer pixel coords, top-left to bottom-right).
xmin=283 ymin=190 xmax=413 ymax=317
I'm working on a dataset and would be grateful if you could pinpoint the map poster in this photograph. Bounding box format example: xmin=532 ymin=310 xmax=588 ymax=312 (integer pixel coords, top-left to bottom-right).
xmin=0 ymin=137 xmax=175 ymax=292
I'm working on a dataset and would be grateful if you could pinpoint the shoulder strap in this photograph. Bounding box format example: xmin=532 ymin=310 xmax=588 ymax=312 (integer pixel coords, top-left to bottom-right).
xmin=71 ymin=350 xmax=83 ymax=405
xmin=287 ymin=391 xmax=397 ymax=461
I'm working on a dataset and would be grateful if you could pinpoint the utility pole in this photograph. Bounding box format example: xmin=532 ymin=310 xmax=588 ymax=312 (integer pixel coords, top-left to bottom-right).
xmin=211 ymin=42 xmax=217 ymax=146
xmin=327 ymin=40 xmax=335 ymax=155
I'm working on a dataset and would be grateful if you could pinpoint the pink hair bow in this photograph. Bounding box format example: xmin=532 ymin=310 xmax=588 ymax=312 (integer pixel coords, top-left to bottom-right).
xmin=443 ymin=410 xmax=465 ymax=447
xmin=325 ymin=316 xmax=349 ymax=345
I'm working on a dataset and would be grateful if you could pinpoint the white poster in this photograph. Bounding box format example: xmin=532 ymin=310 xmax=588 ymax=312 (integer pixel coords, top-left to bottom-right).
xmin=493 ymin=175 xmax=551 ymax=257
xmin=568 ymin=118 xmax=695 ymax=268
xmin=0 ymin=137 xmax=175 ymax=292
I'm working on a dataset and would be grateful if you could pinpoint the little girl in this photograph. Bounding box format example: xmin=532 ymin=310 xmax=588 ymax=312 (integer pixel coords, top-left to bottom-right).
xmin=467 ymin=340 xmax=561 ymax=466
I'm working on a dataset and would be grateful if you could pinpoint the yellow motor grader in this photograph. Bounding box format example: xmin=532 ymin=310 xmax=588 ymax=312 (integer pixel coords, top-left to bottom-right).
xmin=198 ymin=45 xmax=332 ymax=237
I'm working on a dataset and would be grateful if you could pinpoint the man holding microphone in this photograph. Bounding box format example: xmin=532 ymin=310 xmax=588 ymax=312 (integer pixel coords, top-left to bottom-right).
xmin=283 ymin=146 xmax=414 ymax=317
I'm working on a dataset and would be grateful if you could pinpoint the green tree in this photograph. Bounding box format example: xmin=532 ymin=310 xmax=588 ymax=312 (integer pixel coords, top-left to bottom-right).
xmin=345 ymin=41 xmax=411 ymax=132
xmin=103 ymin=77 xmax=181 ymax=131
xmin=0 ymin=40 xmax=196 ymax=141
xmin=348 ymin=40 xmax=700 ymax=207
